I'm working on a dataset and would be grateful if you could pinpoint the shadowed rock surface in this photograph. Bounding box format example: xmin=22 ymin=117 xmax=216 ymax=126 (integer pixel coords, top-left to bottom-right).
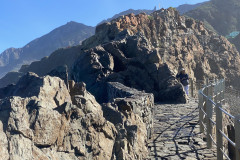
xmin=107 ymin=82 xmax=154 ymax=139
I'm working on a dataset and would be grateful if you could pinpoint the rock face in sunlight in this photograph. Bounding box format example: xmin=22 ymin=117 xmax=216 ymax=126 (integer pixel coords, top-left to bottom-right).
xmin=72 ymin=8 xmax=240 ymax=101
xmin=0 ymin=73 xmax=154 ymax=160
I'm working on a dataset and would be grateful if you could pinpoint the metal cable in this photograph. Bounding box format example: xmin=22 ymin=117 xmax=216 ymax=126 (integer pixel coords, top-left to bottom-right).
xmin=219 ymin=129 xmax=236 ymax=147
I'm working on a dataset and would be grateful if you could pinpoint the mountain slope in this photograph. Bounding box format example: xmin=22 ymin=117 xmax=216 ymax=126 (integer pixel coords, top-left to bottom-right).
xmin=176 ymin=2 xmax=207 ymax=15
xmin=185 ymin=0 xmax=240 ymax=36
xmin=230 ymin=34 xmax=240 ymax=52
xmin=0 ymin=21 xmax=95 ymax=78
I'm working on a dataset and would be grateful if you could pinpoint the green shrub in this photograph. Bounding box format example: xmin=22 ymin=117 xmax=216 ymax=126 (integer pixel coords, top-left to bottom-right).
xmin=148 ymin=15 xmax=154 ymax=20
xmin=169 ymin=7 xmax=176 ymax=10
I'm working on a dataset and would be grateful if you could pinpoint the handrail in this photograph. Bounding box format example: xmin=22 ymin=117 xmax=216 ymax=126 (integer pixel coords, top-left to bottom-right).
xmin=219 ymin=106 xmax=235 ymax=119
xmin=220 ymin=148 xmax=231 ymax=160
xmin=198 ymin=79 xmax=240 ymax=160
xmin=219 ymin=129 xmax=236 ymax=147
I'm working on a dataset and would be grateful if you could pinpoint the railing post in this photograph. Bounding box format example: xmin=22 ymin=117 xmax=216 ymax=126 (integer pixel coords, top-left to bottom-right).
xmin=203 ymin=85 xmax=207 ymax=124
xmin=216 ymin=103 xmax=223 ymax=160
xmin=190 ymin=79 xmax=194 ymax=97
xmin=215 ymin=79 xmax=218 ymax=103
xmin=206 ymin=92 xmax=213 ymax=148
xmin=206 ymin=78 xmax=209 ymax=95
xmin=223 ymin=80 xmax=225 ymax=105
xmin=206 ymin=82 xmax=213 ymax=148
xmin=219 ymin=80 xmax=225 ymax=104
xmin=208 ymin=82 xmax=213 ymax=99
xmin=216 ymin=80 xmax=219 ymax=104
xmin=198 ymin=91 xmax=204 ymax=133
xmin=235 ymin=115 xmax=240 ymax=160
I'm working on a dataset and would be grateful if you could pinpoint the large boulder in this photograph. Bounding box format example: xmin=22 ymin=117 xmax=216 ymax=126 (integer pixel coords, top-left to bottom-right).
xmin=0 ymin=73 xmax=150 ymax=160
xmin=72 ymin=37 xmax=187 ymax=103
xmin=72 ymin=8 xmax=240 ymax=103
xmin=0 ymin=73 xmax=116 ymax=159
xmin=0 ymin=72 xmax=72 ymax=109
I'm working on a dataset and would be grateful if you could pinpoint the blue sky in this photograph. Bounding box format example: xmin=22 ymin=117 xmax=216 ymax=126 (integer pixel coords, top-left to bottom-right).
xmin=0 ymin=0 xmax=208 ymax=53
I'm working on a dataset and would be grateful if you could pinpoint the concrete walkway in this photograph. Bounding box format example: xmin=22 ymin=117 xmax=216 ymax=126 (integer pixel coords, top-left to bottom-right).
xmin=148 ymin=98 xmax=217 ymax=160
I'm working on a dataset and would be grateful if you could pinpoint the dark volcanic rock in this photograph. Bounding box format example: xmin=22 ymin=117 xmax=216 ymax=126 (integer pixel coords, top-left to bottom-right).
xmin=48 ymin=65 xmax=69 ymax=88
xmin=73 ymin=33 xmax=187 ymax=103
xmin=80 ymin=8 xmax=240 ymax=95
xmin=107 ymin=82 xmax=154 ymax=139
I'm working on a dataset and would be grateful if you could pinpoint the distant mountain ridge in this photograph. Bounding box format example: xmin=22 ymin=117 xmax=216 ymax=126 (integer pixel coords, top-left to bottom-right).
xmin=0 ymin=22 xmax=95 ymax=78
xmin=230 ymin=34 xmax=240 ymax=52
xmin=185 ymin=0 xmax=240 ymax=36
xmin=99 ymin=2 xmax=207 ymax=25
xmin=98 ymin=9 xmax=157 ymax=25
xmin=176 ymin=2 xmax=207 ymax=14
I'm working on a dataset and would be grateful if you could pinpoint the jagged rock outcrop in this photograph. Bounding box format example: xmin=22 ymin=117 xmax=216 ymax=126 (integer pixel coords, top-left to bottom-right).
xmin=1 ymin=8 xmax=240 ymax=102
xmin=48 ymin=65 xmax=69 ymax=88
xmin=107 ymin=82 xmax=154 ymax=139
xmin=72 ymin=8 xmax=240 ymax=101
xmin=0 ymin=73 xmax=151 ymax=160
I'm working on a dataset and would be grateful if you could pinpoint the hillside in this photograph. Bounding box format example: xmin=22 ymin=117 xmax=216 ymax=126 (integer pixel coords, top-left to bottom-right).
xmin=176 ymin=2 xmax=207 ymax=15
xmin=0 ymin=22 xmax=95 ymax=78
xmin=185 ymin=0 xmax=240 ymax=36
xmin=230 ymin=34 xmax=240 ymax=52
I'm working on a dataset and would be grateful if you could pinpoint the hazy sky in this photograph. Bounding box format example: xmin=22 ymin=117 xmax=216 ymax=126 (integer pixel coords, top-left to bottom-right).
xmin=0 ymin=0 xmax=208 ymax=53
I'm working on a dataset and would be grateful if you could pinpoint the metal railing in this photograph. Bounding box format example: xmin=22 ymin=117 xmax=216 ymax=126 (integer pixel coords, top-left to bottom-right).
xmin=198 ymin=79 xmax=240 ymax=160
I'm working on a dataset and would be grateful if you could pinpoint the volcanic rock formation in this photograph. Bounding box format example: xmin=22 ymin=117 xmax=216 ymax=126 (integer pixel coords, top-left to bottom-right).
xmin=1 ymin=7 xmax=240 ymax=160
xmin=0 ymin=72 xmax=153 ymax=160
xmin=1 ymin=8 xmax=240 ymax=102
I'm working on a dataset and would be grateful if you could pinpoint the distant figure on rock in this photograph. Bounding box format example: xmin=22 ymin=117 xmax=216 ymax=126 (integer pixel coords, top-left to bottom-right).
xmin=176 ymin=68 xmax=189 ymax=96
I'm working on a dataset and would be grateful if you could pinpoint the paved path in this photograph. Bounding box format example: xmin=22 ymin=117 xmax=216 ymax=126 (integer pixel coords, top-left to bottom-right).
xmin=148 ymin=98 xmax=217 ymax=160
